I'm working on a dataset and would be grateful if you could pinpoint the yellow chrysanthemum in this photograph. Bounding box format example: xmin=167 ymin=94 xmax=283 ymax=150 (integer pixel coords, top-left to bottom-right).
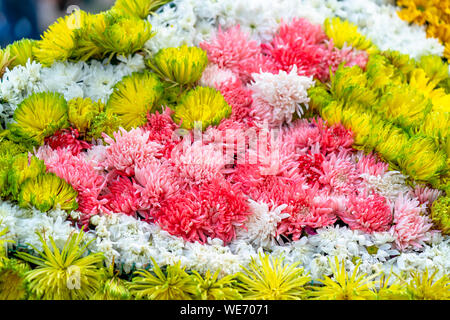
xmin=0 ymin=258 xmax=31 ymax=300
xmin=0 ymin=140 xmax=27 ymax=196
xmin=381 ymin=50 xmax=416 ymax=80
xmin=173 ymin=86 xmax=231 ymax=130
xmin=33 ymin=11 xmax=84 ymax=66
xmin=191 ymin=270 xmax=242 ymax=300
xmin=148 ymin=45 xmax=208 ymax=85
xmin=419 ymin=111 xmax=450 ymax=148
xmin=7 ymin=153 xmax=46 ymax=199
xmin=406 ymin=269 xmax=450 ymax=300
xmin=0 ymin=227 xmax=13 ymax=258
xmin=9 ymin=92 xmax=69 ymax=146
xmin=16 ymin=230 xmax=104 ymax=300
xmin=375 ymin=273 xmax=409 ymax=300
xmin=112 ymin=0 xmax=171 ymax=19
xmin=366 ymin=54 xmax=397 ymax=90
xmin=106 ymin=71 xmax=163 ymax=130
xmin=18 ymin=173 xmax=78 ymax=212
xmin=309 ymin=257 xmax=377 ymax=300
xmin=6 ymin=39 xmax=36 ymax=68
xmin=418 ymin=55 xmax=449 ymax=85
xmin=72 ymin=12 xmax=107 ymax=61
xmin=324 ymin=17 xmax=378 ymax=53
xmin=237 ymin=253 xmax=311 ymax=300
xmin=373 ymin=122 xmax=410 ymax=165
xmin=398 ymin=135 xmax=448 ymax=183
xmin=68 ymin=97 xmax=104 ymax=136
xmin=129 ymin=259 xmax=197 ymax=300
xmin=0 ymin=48 xmax=13 ymax=77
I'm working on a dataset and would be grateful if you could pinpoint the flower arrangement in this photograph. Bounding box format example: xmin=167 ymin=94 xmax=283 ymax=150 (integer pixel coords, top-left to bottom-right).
xmin=0 ymin=0 xmax=449 ymax=300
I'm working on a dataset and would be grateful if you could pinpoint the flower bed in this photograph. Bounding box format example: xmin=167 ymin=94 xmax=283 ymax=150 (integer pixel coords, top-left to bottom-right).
xmin=0 ymin=0 xmax=449 ymax=300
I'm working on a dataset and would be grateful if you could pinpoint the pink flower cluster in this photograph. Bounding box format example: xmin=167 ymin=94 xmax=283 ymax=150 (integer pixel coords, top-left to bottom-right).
xmin=34 ymin=18 xmax=439 ymax=251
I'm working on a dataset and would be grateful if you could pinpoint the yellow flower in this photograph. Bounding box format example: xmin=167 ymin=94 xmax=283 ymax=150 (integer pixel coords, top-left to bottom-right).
xmin=129 ymin=259 xmax=197 ymax=300
xmin=6 ymin=39 xmax=36 ymax=68
xmin=68 ymin=97 xmax=104 ymax=136
xmin=9 ymin=92 xmax=69 ymax=146
xmin=375 ymin=272 xmax=409 ymax=300
xmin=112 ymin=0 xmax=171 ymax=19
xmin=430 ymin=196 xmax=450 ymax=235
xmin=406 ymin=269 xmax=450 ymax=300
xmin=237 ymin=253 xmax=311 ymax=300
xmin=16 ymin=230 xmax=104 ymax=300
xmin=0 ymin=48 xmax=13 ymax=77
xmin=191 ymin=269 xmax=242 ymax=300
xmin=173 ymin=86 xmax=231 ymax=130
xmin=309 ymin=257 xmax=377 ymax=300
xmin=0 ymin=258 xmax=31 ymax=300
xmin=86 ymin=112 xmax=122 ymax=140
xmin=18 ymin=173 xmax=78 ymax=212
xmin=148 ymin=45 xmax=208 ymax=86
xmin=324 ymin=17 xmax=378 ymax=54
xmin=91 ymin=261 xmax=131 ymax=300
xmin=105 ymin=71 xmax=163 ymax=130
xmin=7 ymin=153 xmax=46 ymax=199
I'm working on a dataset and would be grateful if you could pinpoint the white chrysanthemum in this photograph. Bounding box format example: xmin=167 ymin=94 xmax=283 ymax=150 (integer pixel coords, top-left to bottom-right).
xmin=236 ymin=200 xmax=289 ymax=249
xmin=250 ymin=65 xmax=314 ymax=126
xmin=361 ymin=170 xmax=411 ymax=201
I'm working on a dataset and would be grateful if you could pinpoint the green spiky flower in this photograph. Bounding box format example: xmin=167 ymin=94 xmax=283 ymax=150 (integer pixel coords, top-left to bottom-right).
xmin=0 ymin=258 xmax=31 ymax=300
xmin=92 ymin=262 xmax=131 ymax=300
xmin=16 ymin=230 xmax=104 ymax=300
xmin=309 ymin=257 xmax=377 ymax=300
xmin=431 ymin=196 xmax=450 ymax=235
xmin=106 ymin=71 xmax=163 ymax=130
xmin=86 ymin=112 xmax=122 ymax=140
xmin=18 ymin=173 xmax=78 ymax=212
xmin=129 ymin=259 xmax=197 ymax=300
xmin=174 ymin=86 xmax=231 ymax=130
xmin=191 ymin=270 xmax=242 ymax=300
xmin=406 ymin=269 xmax=450 ymax=300
xmin=323 ymin=17 xmax=378 ymax=53
xmin=112 ymin=0 xmax=171 ymax=19
xmin=6 ymin=39 xmax=37 ymax=68
xmin=68 ymin=97 xmax=104 ymax=136
xmin=9 ymin=92 xmax=69 ymax=146
xmin=149 ymin=45 xmax=208 ymax=85
xmin=0 ymin=140 xmax=28 ymax=196
xmin=237 ymin=253 xmax=311 ymax=300
xmin=7 ymin=153 xmax=46 ymax=199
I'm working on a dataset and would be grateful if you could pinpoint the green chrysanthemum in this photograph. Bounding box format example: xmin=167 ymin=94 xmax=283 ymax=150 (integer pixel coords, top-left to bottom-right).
xmin=191 ymin=270 xmax=242 ymax=300
xmin=324 ymin=17 xmax=378 ymax=53
xmin=33 ymin=12 xmax=83 ymax=66
xmin=6 ymin=39 xmax=37 ymax=68
xmin=309 ymin=257 xmax=377 ymax=300
xmin=406 ymin=269 xmax=450 ymax=300
xmin=148 ymin=45 xmax=208 ymax=85
xmin=174 ymin=86 xmax=231 ymax=130
xmin=398 ymin=135 xmax=447 ymax=184
xmin=0 ymin=140 xmax=28 ymax=196
xmin=237 ymin=253 xmax=311 ymax=300
xmin=7 ymin=153 xmax=46 ymax=199
xmin=0 ymin=258 xmax=31 ymax=300
xmin=18 ymin=173 xmax=78 ymax=212
xmin=92 ymin=262 xmax=131 ymax=300
xmin=86 ymin=112 xmax=122 ymax=140
xmin=431 ymin=196 xmax=450 ymax=235
xmin=9 ymin=92 xmax=69 ymax=146
xmin=112 ymin=0 xmax=171 ymax=19
xmin=16 ymin=230 xmax=104 ymax=300
xmin=68 ymin=97 xmax=104 ymax=136
xmin=129 ymin=259 xmax=197 ymax=300
xmin=106 ymin=71 xmax=163 ymax=130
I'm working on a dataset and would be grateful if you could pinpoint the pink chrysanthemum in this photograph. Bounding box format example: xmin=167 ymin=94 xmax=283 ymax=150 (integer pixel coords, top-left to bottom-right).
xmin=217 ymin=79 xmax=254 ymax=123
xmin=409 ymin=185 xmax=442 ymax=207
xmin=319 ymin=151 xmax=361 ymax=195
xmin=133 ymin=162 xmax=180 ymax=219
xmin=282 ymin=119 xmax=321 ymax=155
xmin=274 ymin=182 xmax=337 ymax=240
xmin=36 ymin=146 xmax=107 ymax=217
xmin=100 ymin=175 xmax=142 ymax=216
xmin=154 ymin=177 xmax=250 ymax=244
xmin=392 ymin=194 xmax=434 ymax=250
xmin=355 ymin=152 xmax=389 ymax=177
xmin=45 ymin=127 xmax=91 ymax=156
xmin=141 ymin=108 xmax=180 ymax=159
xmin=171 ymin=140 xmax=225 ymax=186
xmin=339 ymin=191 xmax=393 ymax=233
xmin=200 ymin=25 xmax=277 ymax=83
xmin=102 ymin=127 xmax=163 ymax=176
xmin=314 ymin=118 xmax=354 ymax=154
xmin=199 ymin=64 xmax=238 ymax=89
